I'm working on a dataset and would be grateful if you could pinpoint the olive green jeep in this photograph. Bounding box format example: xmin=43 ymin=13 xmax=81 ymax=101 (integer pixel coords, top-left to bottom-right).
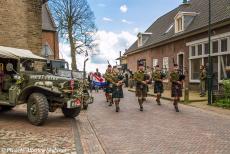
xmin=0 ymin=47 xmax=93 ymax=125
xmin=46 ymin=58 xmax=93 ymax=110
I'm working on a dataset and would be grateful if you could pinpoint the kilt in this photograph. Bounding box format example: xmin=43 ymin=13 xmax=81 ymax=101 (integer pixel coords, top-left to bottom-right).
xmin=104 ymin=83 xmax=113 ymax=94
xmin=112 ymin=86 xmax=124 ymax=98
xmin=154 ymin=81 xmax=163 ymax=94
xmin=171 ymin=83 xmax=182 ymax=97
xmin=135 ymin=84 xmax=148 ymax=97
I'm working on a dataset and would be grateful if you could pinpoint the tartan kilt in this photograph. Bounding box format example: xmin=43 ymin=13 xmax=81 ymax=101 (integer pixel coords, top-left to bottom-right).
xmin=135 ymin=85 xmax=148 ymax=97
xmin=171 ymin=83 xmax=182 ymax=97
xmin=104 ymin=83 xmax=113 ymax=94
xmin=154 ymin=82 xmax=164 ymax=93
xmin=112 ymin=86 xmax=124 ymax=98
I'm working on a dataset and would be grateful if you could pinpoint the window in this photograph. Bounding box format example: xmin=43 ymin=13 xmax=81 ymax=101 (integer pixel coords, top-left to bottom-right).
xmin=221 ymin=39 xmax=228 ymax=52
xmin=204 ymin=43 xmax=209 ymax=55
xmin=212 ymin=41 xmax=218 ymax=53
xmin=220 ymin=55 xmax=230 ymax=79
xmin=191 ymin=58 xmax=202 ymax=80
xmin=163 ymin=57 xmax=169 ymax=71
xmin=188 ymin=33 xmax=230 ymax=84
xmin=41 ymin=43 xmax=54 ymax=58
xmin=198 ymin=44 xmax=202 ymax=55
xmin=153 ymin=59 xmax=158 ymax=67
xmin=176 ymin=17 xmax=183 ymax=32
xmin=191 ymin=46 xmax=196 ymax=56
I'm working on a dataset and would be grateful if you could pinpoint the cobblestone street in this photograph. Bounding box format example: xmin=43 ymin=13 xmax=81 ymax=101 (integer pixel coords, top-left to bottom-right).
xmin=87 ymin=88 xmax=230 ymax=154
xmin=1 ymin=88 xmax=230 ymax=154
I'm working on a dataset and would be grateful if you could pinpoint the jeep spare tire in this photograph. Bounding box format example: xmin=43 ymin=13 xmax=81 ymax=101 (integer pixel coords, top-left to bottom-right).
xmin=62 ymin=107 xmax=81 ymax=118
xmin=27 ymin=93 xmax=49 ymax=126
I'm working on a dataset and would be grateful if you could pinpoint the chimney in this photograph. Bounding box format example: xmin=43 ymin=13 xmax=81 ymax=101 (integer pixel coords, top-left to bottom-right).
xmin=181 ymin=0 xmax=190 ymax=6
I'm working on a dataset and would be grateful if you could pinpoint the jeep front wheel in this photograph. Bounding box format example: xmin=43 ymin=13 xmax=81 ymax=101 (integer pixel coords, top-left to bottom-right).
xmin=62 ymin=107 xmax=81 ymax=118
xmin=27 ymin=93 xmax=49 ymax=126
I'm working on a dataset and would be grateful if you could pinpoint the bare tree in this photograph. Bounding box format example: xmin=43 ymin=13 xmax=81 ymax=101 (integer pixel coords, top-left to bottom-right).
xmin=49 ymin=0 xmax=97 ymax=71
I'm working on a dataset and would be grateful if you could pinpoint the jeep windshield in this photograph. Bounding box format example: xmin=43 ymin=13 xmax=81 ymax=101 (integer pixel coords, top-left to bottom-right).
xmin=47 ymin=60 xmax=84 ymax=79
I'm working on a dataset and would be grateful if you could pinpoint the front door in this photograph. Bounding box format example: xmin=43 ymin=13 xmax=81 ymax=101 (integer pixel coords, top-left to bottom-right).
xmin=178 ymin=53 xmax=184 ymax=72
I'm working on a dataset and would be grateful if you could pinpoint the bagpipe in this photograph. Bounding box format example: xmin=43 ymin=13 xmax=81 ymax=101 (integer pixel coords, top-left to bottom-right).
xmin=178 ymin=69 xmax=186 ymax=81
xmin=146 ymin=65 xmax=168 ymax=80
xmin=173 ymin=58 xmax=186 ymax=82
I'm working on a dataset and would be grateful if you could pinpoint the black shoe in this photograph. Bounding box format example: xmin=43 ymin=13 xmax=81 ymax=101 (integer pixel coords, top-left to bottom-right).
xmin=157 ymin=100 xmax=161 ymax=106
xmin=109 ymin=102 xmax=112 ymax=106
xmin=140 ymin=107 xmax=143 ymax=111
xmin=116 ymin=107 xmax=120 ymax=112
xmin=174 ymin=106 xmax=179 ymax=112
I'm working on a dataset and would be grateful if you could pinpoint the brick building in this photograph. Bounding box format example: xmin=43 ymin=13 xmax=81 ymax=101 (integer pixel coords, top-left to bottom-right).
xmin=125 ymin=0 xmax=230 ymax=91
xmin=42 ymin=3 xmax=59 ymax=59
xmin=0 ymin=0 xmax=43 ymax=54
xmin=0 ymin=0 xmax=59 ymax=59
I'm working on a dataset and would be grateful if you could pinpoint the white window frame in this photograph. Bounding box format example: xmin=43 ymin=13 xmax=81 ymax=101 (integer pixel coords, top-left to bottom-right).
xmin=163 ymin=57 xmax=169 ymax=71
xmin=162 ymin=57 xmax=169 ymax=82
xmin=175 ymin=15 xmax=184 ymax=33
xmin=187 ymin=32 xmax=230 ymax=83
xmin=152 ymin=59 xmax=158 ymax=68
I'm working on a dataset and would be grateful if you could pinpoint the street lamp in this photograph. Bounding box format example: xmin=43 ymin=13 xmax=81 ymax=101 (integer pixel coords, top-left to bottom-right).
xmin=207 ymin=0 xmax=212 ymax=105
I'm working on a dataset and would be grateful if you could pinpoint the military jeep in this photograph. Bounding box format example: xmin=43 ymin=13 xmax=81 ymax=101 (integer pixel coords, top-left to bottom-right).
xmin=0 ymin=46 xmax=92 ymax=125
xmin=46 ymin=59 xmax=92 ymax=110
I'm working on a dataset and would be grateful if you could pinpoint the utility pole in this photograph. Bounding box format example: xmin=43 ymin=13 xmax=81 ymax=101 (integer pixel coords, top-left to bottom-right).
xmin=207 ymin=0 xmax=212 ymax=105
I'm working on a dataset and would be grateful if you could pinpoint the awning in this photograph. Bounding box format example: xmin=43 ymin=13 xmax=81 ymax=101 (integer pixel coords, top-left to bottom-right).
xmin=0 ymin=46 xmax=46 ymax=60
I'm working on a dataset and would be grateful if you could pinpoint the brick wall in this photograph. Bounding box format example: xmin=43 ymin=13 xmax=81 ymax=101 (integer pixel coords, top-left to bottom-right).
xmin=42 ymin=31 xmax=59 ymax=59
xmin=127 ymin=49 xmax=152 ymax=72
xmin=0 ymin=0 xmax=42 ymax=54
xmin=126 ymin=25 xmax=230 ymax=91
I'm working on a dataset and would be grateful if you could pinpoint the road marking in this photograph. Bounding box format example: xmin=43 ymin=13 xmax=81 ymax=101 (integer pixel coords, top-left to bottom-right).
xmin=71 ymin=119 xmax=84 ymax=154
xmin=87 ymin=115 xmax=106 ymax=154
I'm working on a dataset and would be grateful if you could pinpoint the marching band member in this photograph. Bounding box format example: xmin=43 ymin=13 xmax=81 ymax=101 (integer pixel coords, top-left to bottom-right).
xmin=152 ymin=65 xmax=164 ymax=105
xmin=134 ymin=62 xmax=150 ymax=111
xmin=170 ymin=64 xmax=184 ymax=112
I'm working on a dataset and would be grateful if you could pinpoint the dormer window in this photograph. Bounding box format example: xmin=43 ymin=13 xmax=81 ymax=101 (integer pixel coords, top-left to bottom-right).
xmin=138 ymin=34 xmax=142 ymax=47
xmin=137 ymin=32 xmax=152 ymax=48
xmin=174 ymin=11 xmax=198 ymax=34
xmin=176 ymin=17 xmax=183 ymax=32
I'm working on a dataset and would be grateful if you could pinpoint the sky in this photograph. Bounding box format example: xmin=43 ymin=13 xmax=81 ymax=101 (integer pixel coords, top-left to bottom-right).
xmin=60 ymin=0 xmax=182 ymax=73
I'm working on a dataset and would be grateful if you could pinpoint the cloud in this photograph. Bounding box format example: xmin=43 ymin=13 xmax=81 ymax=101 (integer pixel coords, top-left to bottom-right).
xmin=120 ymin=4 xmax=128 ymax=13
xmin=102 ymin=17 xmax=113 ymax=22
xmin=97 ymin=3 xmax=106 ymax=7
xmin=60 ymin=30 xmax=136 ymax=73
xmin=121 ymin=19 xmax=133 ymax=24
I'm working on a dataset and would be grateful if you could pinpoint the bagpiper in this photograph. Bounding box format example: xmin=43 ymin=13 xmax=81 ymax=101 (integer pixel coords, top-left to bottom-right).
xmin=104 ymin=65 xmax=113 ymax=106
xmin=152 ymin=65 xmax=164 ymax=105
xmin=200 ymin=65 xmax=207 ymax=97
xmin=134 ymin=62 xmax=150 ymax=111
xmin=111 ymin=67 xmax=124 ymax=112
xmin=170 ymin=64 xmax=184 ymax=112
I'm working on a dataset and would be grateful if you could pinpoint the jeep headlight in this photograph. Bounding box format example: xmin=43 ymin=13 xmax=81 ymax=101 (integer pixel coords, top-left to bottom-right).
xmin=13 ymin=75 xmax=21 ymax=80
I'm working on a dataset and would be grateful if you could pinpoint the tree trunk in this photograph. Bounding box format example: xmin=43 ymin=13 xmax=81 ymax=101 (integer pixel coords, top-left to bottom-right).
xmin=68 ymin=28 xmax=77 ymax=71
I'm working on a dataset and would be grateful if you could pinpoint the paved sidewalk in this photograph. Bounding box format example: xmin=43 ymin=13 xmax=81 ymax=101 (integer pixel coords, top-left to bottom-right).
xmin=128 ymin=88 xmax=207 ymax=102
